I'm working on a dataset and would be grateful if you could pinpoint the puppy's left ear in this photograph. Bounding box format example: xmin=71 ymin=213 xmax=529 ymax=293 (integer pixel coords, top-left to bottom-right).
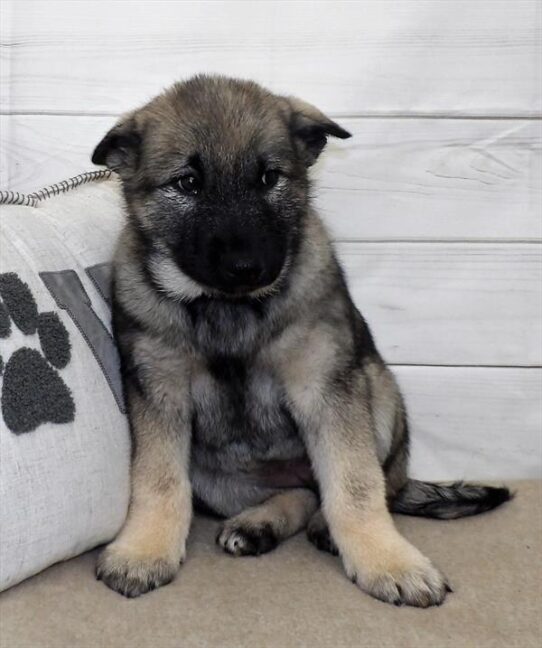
xmin=91 ymin=115 xmax=141 ymax=178
xmin=285 ymin=96 xmax=351 ymax=167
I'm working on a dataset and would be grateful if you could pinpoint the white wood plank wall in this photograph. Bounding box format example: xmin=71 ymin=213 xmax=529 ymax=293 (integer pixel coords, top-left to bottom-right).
xmin=1 ymin=0 xmax=541 ymax=479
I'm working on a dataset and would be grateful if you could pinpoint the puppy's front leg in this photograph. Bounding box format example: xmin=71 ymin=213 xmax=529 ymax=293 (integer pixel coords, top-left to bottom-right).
xmin=283 ymin=348 xmax=448 ymax=607
xmin=96 ymin=386 xmax=192 ymax=597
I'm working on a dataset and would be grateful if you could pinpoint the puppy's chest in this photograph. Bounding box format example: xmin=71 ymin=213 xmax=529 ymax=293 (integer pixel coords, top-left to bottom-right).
xmin=190 ymin=357 xmax=304 ymax=466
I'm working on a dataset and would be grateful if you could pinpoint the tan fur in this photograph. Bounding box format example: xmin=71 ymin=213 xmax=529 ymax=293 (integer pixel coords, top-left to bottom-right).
xmin=333 ymin=508 xmax=446 ymax=607
xmin=275 ymin=330 xmax=448 ymax=607
xmin=96 ymin=339 xmax=193 ymax=597
xmin=364 ymin=362 xmax=403 ymax=464
xmin=96 ymin=415 xmax=192 ymax=594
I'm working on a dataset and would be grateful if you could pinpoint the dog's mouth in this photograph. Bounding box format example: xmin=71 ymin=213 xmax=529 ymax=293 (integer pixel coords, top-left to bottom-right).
xmin=201 ymin=271 xmax=285 ymax=301
xmin=150 ymin=246 xmax=291 ymax=302
xmin=214 ymin=253 xmax=292 ymax=299
xmin=213 ymin=270 xmax=285 ymax=299
xmin=167 ymin=245 xmax=291 ymax=300
xmin=207 ymin=252 xmax=289 ymax=298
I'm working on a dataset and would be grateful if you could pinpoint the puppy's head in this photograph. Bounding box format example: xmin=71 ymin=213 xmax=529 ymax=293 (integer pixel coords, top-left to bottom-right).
xmin=93 ymin=75 xmax=350 ymax=299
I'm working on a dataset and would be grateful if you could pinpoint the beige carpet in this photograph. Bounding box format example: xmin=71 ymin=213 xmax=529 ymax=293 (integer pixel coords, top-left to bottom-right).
xmin=1 ymin=481 xmax=541 ymax=648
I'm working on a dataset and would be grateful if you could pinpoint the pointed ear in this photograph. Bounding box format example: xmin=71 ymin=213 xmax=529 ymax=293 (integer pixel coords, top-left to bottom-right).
xmin=91 ymin=116 xmax=141 ymax=177
xmin=285 ymin=96 xmax=351 ymax=166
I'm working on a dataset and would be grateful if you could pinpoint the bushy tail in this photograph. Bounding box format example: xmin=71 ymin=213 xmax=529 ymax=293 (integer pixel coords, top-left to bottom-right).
xmin=390 ymin=479 xmax=512 ymax=520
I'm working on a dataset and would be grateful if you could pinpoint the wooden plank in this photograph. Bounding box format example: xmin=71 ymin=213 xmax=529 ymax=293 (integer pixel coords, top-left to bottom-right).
xmin=338 ymin=241 xmax=542 ymax=367
xmin=2 ymin=115 xmax=541 ymax=241
xmin=394 ymin=366 xmax=542 ymax=480
xmin=0 ymin=115 xmax=107 ymax=189
xmin=317 ymin=119 xmax=542 ymax=241
xmin=1 ymin=0 xmax=540 ymax=117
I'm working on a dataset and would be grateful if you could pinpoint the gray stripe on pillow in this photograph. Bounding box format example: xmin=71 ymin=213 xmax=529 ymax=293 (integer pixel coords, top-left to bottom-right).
xmin=40 ymin=270 xmax=125 ymax=413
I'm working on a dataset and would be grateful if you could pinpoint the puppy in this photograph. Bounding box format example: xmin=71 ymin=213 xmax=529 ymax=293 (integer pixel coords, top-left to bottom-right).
xmin=92 ymin=75 xmax=510 ymax=607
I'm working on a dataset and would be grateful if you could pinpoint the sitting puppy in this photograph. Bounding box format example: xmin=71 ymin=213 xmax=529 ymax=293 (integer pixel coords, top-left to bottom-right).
xmin=92 ymin=75 xmax=510 ymax=607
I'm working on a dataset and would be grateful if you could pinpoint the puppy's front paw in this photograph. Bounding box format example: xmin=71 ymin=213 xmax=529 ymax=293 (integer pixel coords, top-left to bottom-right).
xmin=343 ymin=539 xmax=450 ymax=608
xmin=96 ymin=543 xmax=181 ymax=598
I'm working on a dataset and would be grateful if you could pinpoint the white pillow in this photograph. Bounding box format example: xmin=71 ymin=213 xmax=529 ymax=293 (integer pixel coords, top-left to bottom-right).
xmin=0 ymin=173 xmax=130 ymax=591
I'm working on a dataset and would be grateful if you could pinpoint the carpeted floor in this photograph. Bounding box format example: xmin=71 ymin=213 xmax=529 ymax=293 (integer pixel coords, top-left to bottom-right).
xmin=0 ymin=480 xmax=540 ymax=648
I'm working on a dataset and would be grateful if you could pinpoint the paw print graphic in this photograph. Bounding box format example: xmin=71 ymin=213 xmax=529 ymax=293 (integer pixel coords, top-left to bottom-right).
xmin=0 ymin=273 xmax=75 ymax=434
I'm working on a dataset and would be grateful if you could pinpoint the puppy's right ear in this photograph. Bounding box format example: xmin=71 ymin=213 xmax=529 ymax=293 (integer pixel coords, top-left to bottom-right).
xmin=91 ymin=116 xmax=141 ymax=177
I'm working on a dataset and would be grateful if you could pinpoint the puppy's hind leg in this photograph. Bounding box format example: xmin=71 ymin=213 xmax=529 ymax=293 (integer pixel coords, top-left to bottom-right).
xmin=307 ymin=509 xmax=339 ymax=556
xmin=217 ymin=488 xmax=318 ymax=556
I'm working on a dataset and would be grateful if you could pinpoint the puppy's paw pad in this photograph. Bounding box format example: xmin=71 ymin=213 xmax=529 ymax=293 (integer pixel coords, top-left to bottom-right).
xmin=96 ymin=547 xmax=179 ymax=598
xmin=217 ymin=522 xmax=278 ymax=557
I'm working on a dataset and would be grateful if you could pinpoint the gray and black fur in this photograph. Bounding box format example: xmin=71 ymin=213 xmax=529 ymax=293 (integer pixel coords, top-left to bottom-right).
xmin=92 ymin=75 xmax=511 ymax=607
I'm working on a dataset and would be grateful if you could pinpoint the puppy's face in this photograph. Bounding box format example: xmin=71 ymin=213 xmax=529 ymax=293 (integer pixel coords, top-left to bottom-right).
xmin=93 ymin=76 xmax=350 ymax=298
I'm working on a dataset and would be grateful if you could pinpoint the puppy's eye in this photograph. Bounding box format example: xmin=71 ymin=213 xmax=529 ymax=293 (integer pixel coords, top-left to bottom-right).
xmin=177 ymin=174 xmax=201 ymax=195
xmin=261 ymin=170 xmax=280 ymax=188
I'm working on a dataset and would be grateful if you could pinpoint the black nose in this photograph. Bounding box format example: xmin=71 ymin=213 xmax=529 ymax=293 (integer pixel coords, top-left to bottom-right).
xmin=223 ymin=258 xmax=263 ymax=286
